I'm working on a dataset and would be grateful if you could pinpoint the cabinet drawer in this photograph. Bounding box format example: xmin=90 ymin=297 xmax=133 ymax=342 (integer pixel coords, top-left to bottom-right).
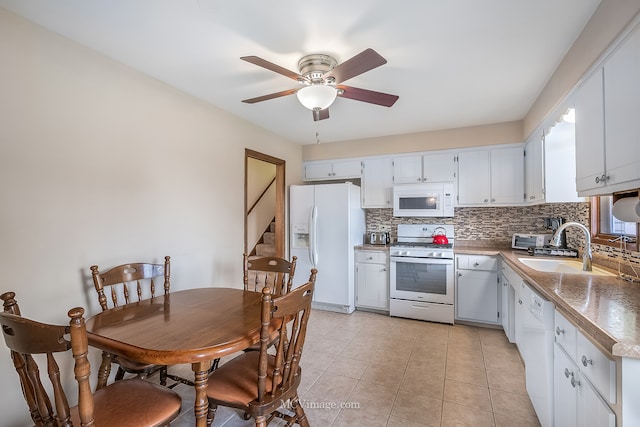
xmin=356 ymin=250 xmax=387 ymax=264
xmin=555 ymin=310 xmax=577 ymax=360
xmin=456 ymin=255 xmax=498 ymax=271
xmin=577 ymin=333 xmax=617 ymax=404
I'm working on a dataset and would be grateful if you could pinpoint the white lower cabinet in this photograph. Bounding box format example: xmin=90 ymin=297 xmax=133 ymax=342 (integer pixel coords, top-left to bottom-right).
xmin=513 ymin=280 xmax=526 ymax=353
xmin=355 ymin=250 xmax=389 ymax=311
xmin=455 ymin=255 xmax=500 ymax=324
xmin=554 ymin=310 xmax=616 ymax=427
xmin=554 ymin=343 xmax=579 ymax=427
xmin=500 ymin=263 xmax=521 ymax=343
xmin=554 ymin=343 xmax=615 ymax=427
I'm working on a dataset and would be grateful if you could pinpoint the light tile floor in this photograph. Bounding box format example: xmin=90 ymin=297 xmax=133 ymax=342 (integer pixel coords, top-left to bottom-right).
xmin=166 ymin=309 xmax=541 ymax=426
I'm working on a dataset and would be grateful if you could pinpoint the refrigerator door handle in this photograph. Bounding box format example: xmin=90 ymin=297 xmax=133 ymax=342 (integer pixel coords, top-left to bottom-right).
xmin=310 ymin=205 xmax=318 ymax=267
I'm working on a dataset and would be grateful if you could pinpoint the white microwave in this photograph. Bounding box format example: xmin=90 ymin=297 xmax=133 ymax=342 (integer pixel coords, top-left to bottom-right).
xmin=393 ymin=183 xmax=455 ymax=217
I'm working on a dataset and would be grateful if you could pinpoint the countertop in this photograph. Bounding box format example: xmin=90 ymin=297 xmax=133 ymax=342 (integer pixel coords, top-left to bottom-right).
xmin=455 ymin=244 xmax=640 ymax=359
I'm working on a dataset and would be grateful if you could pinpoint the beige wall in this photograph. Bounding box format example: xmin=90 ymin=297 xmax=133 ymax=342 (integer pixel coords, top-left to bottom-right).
xmin=0 ymin=9 xmax=301 ymax=425
xmin=303 ymin=0 xmax=640 ymax=162
xmin=302 ymin=121 xmax=523 ymax=161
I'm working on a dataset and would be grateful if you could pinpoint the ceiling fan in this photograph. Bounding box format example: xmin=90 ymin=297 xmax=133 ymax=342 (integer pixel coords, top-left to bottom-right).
xmin=241 ymin=48 xmax=399 ymax=121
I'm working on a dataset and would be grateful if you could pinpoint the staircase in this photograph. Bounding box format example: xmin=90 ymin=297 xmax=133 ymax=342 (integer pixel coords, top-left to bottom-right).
xmin=254 ymin=221 xmax=276 ymax=257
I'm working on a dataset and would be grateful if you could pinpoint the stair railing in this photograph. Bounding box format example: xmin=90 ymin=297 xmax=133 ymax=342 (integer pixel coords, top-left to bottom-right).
xmin=247 ymin=177 xmax=276 ymax=216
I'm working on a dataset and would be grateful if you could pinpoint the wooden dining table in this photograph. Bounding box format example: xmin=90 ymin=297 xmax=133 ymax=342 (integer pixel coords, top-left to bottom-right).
xmin=85 ymin=287 xmax=264 ymax=427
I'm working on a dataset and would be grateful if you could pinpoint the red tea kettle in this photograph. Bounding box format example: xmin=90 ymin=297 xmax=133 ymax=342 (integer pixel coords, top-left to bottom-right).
xmin=432 ymin=227 xmax=449 ymax=245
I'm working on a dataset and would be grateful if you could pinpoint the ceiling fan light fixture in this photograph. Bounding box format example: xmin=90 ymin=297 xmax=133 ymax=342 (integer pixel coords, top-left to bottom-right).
xmin=296 ymin=84 xmax=337 ymax=111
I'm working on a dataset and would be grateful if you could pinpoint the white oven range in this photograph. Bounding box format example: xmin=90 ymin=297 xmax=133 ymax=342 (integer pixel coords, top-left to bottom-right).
xmin=389 ymin=224 xmax=454 ymax=324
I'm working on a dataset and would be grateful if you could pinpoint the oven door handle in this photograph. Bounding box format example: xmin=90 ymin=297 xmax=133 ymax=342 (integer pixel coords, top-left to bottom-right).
xmin=390 ymin=256 xmax=453 ymax=264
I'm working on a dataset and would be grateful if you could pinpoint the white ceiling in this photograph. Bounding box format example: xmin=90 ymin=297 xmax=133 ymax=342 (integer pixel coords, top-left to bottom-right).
xmin=1 ymin=0 xmax=601 ymax=145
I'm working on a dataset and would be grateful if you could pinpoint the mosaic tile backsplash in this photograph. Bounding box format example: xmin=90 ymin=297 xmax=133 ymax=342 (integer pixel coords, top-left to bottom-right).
xmin=365 ymin=202 xmax=640 ymax=273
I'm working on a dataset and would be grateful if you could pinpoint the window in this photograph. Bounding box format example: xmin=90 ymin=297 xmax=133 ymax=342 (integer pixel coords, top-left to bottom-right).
xmin=591 ymin=192 xmax=638 ymax=251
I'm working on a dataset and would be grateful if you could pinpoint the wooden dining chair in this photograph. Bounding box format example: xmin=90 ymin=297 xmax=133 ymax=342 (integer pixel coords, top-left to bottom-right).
xmin=90 ymin=256 xmax=190 ymax=388
xmin=243 ymin=253 xmax=297 ymax=295
xmin=242 ymin=254 xmax=298 ymax=354
xmin=0 ymin=291 xmax=182 ymax=427
xmin=205 ymin=268 xmax=317 ymax=427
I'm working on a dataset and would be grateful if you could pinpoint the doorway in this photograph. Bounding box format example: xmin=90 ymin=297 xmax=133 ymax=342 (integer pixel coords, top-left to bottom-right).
xmin=244 ymin=149 xmax=285 ymax=258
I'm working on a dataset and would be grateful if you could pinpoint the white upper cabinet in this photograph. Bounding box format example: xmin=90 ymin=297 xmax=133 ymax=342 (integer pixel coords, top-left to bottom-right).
xmin=392 ymin=155 xmax=423 ymax=184
xmin=361 ymin=157 xmax=394 ymax=208
xmin=574 ymin=68 xmax=606 ymax=194
xmin=392 ymin=152 xmax=456 ymax=184
xmin=303 ymin=159 xmax=362 ymax=181
xmin=457 ymin=149 xmax=491 ymax=204
xmin=422 ymin=153 xmax=456 ymax=182
xmin=603 ymin=24 xmax=640 ymax=192
xmin=457 ymin=146 xmax=524 ymax=206
xmin=544 ymin=119 xmax=585 ymax=203
xmin=525 ymin=135 xmax=545 ymax=203
xmin=575 ymin=24 xmax=640 ymax=196
xmin=491 ymin=146 xmax=525 ymax=204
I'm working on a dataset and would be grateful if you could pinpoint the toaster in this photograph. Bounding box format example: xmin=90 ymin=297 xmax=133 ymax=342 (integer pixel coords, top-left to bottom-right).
xmin=512 ymin=233 xmax=552 ymax=250
xmin=367 ymin=232 xmax=390 ymax=245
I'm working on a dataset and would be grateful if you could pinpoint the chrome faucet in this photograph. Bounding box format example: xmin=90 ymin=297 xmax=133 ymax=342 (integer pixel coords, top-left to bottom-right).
xmin=550 ymin=221 xmax=592 ymax=271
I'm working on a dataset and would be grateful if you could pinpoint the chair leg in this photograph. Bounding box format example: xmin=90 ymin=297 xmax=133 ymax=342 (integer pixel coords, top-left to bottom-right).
xmin=96 ymin=352 xmax=113 ymax=390
xmin=291 ymin=396 xmax=310 ymax=427
xmin=206 ymin=403 xmax=217 ymax=427
xmin=159 ymin=366 xmax=168 ymax=386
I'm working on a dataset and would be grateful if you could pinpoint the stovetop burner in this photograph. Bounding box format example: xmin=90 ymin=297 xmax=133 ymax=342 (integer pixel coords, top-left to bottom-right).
xmin=391 ymin=224 xmax=455 ymax=258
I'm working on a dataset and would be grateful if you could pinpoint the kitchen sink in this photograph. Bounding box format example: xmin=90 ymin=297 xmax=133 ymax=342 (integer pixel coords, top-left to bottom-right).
xmin=517 ymin=258 xmax=616 ymax=276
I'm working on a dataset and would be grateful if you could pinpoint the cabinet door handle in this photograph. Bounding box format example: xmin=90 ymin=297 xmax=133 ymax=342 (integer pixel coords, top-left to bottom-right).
xmin=381 ymin=268 xmax=387 ymax=272
xmin=556 ymin=326 xmax=565 ymax=336
xmin=518 ymin=299 xmax=523 ymax=305
xmin=595 ymin=174 xmax=609 ymax=184
xmin=484 ymin=198 xmax=489 ymax=203
xmin=581 ymin=355 xmax=593 ymax=367
xmin=570 ymin=375 xmax=581 ymax=388
xmin=458 ymin=272 xmax=463 ymax=277
xmin=564 ymin=368 xmax=580 ymax=387
xmin=473 ymin=262 xmax=480 ymax=267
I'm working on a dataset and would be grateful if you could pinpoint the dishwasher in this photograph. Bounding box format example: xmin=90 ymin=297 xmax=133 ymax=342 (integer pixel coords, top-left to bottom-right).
xmin=521 ymin=281 xmax=554 ymax=427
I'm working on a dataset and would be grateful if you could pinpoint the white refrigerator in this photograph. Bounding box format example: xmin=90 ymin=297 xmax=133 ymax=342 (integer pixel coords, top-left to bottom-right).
xmin=290 ymin=182 xmax=365 ymax=314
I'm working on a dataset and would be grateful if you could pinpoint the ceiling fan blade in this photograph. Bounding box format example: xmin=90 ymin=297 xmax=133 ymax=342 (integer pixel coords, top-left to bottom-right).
xmin=323 ymin=48 xmax=387 ymax=84
xmin=337 ymin=85 xmax=399 ymax=107
xmin=242 ymin=88 xmax=299 ymax=104
xmin=313 ymin=108 xmax=330 ymax=121
xmin=241 ymin=56 xmax=306 ymax=82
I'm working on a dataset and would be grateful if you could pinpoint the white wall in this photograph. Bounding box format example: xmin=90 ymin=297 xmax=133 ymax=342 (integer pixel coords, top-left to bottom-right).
xmin=0 ymin=9 xmax=301 ymax=426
